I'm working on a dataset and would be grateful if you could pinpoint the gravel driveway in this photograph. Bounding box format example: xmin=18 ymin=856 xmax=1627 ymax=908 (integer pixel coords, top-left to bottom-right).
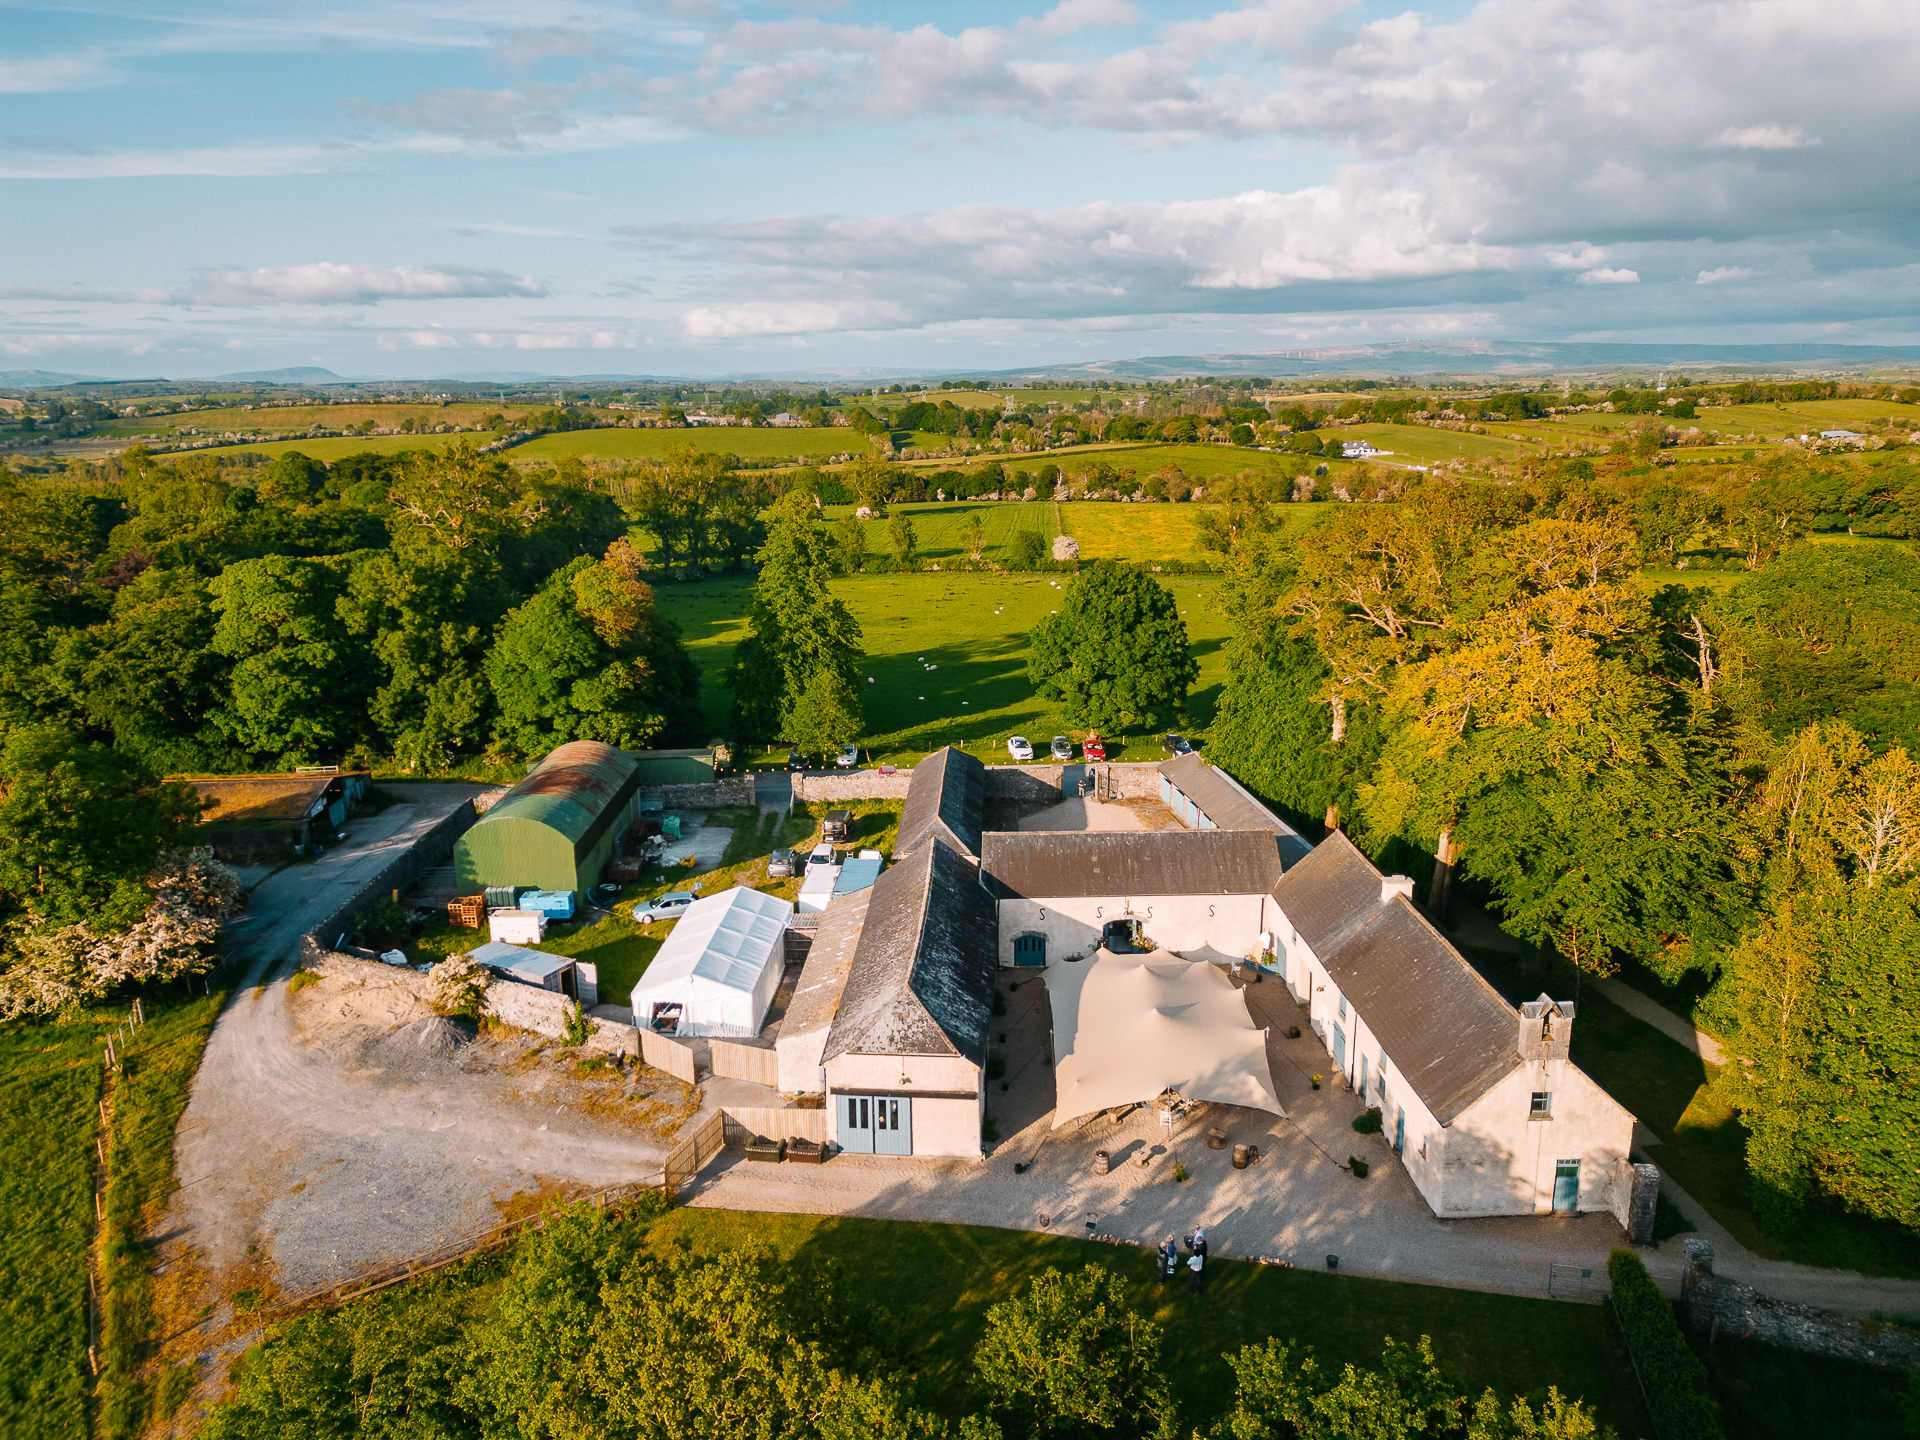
xmin=160 ymin=785 xmax=671 ymax=1309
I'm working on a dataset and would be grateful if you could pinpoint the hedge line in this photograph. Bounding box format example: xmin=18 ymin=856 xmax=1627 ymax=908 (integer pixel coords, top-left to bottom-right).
xmin=1608 ymin=1248 xmax=1723 ymax=1440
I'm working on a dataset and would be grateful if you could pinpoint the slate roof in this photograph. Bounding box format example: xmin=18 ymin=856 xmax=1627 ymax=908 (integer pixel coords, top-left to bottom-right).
xmin=779 ymin=889 xmax=872 ymax=1053
xmin=824 ymin=840 xmax=998 ymax=1065
xmin=978 ymin=830 xmax=1287 ymax=900
xmin=1158 ymin=754 xmax=1313 ymax=862
xmin=896 ymin=745 xmax=985 ymax=859
xmin=1270 ymin=831 xmax=1522 ymax=1124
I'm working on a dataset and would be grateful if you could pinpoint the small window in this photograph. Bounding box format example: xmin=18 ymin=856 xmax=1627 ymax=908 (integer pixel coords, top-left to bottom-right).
xmin=1529 ymin=1091 xmax=1552 ymax=1119
xmin=1337 ymin=994 xmax=1347 ymax=1020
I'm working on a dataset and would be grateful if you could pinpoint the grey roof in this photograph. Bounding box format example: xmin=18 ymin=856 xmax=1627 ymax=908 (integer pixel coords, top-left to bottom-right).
xmin=979 ymin=830 xmax=1286 ymax=901
xmin=1159 ymin=754 xmax=1312 ymax=862
xmin=1270 ymin=832 xmax=1523 ymax=1124
xmin=824 ymin=840 xmax=998 ymax=1065
xmin=896 ymin=745 xmax=985 ymax=859
xmin=833 ymin=856 xmax=884 ymax=895
xmin=780 ymin=889 xmax=872 ymax=1050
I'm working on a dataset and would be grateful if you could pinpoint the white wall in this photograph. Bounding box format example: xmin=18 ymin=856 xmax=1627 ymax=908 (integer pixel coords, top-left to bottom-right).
xmin=824 ymin=1051 xmax=983 ymax=1157
xmin=997 ymin=893 xmax=1275 ymax=967
xmin=1437 ymin=1059 xmax=1633 ymax=1216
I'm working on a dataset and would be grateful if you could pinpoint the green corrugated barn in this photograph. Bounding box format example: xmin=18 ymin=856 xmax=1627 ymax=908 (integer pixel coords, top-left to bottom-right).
xmin=455 ymin=742 xmax=645 ymax=897
xmin=629 ymin=748 xmax=717 ymax=786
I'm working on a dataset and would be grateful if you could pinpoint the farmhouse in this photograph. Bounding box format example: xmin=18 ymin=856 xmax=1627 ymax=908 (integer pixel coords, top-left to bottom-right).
xmin=1269 ymin=831 xmax=1633 ymax=1217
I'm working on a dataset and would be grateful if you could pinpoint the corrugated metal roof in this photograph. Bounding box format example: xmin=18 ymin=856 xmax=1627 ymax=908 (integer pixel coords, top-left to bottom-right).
xmin=825 ymin=841 xmax=997 ymax=1064
xmin=833 ymin=856 xmax=883 ymax=895
xmin=469 ymin=940 xmax=572 ymax=984
xmin=645 ymin=886 xmax=795 ymax=993
xmin=896 ymin=746 xmax=985 ymax=859
xmin=1270 ymin=832 xmax=1525 ymax=1124
xmin=979 ymin=830 xmax=1286 ymax=900
xmin=1159 ymin=754 xmax=1312 ymax=861
xmin=478 ymin=741 xmax=640 ymax=847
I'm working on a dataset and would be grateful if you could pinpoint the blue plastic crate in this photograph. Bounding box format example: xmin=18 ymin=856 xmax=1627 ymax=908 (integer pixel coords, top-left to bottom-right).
xmin=517 ymin=889 xmax=576 ymax=921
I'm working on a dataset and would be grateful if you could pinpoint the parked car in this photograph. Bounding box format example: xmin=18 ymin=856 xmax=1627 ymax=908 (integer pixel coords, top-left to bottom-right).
xmin=766 ymin=848 xmax=795 ymax=878
xmin=1161 ymin=733 xmax=1194 ymax=756
xmin=633 ymin=890 xmax=697 ymax=923
xmin=1083 ymin=734 xmax=1108 ymax=761
xmin=835 ymin=744 xmax=860 ymax=769
xmin=822 ymin=809 xmax=855 ymax=843
xmin=786 ymin=747 xmax=812 ymax=772
xmin=806 ymin=842 xmax=837 ymax=871
xmin=1050 ymin=735 xmax=1074 ymax=761
xmin=1007 ymin=735 xmax=1034 ymax=761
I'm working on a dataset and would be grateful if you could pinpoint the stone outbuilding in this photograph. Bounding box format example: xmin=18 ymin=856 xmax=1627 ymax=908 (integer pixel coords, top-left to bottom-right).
xmin=1269 ymin=831 xmax=1636 ymax=1220
xmin=895 ymin=744 xmax=985 ymax=860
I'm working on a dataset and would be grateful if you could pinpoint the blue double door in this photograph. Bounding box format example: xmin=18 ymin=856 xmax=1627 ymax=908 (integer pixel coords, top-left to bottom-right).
xmin=837 ymin=1093 xmax=913 ymax=1155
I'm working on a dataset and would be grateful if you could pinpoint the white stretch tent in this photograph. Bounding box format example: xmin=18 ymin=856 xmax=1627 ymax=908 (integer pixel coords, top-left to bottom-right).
xmin=628 ymin=886 xmax=794 ymax=1038
xmin=1045 ymin=949 xmax=1284 ymax=1127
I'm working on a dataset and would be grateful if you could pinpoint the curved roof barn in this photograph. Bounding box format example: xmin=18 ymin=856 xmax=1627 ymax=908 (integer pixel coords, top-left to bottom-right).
xmin=454 ymin=741 xmax=643 ymax=896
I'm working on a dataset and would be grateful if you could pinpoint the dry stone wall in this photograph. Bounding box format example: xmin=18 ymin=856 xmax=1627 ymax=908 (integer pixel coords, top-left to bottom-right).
xmin=791 ymin=771 xmax=913 ymax=802
xmin=1682 ymin=1239 xmax=1920 ymax=1369
xmin=647 ymin=774 xmax=756 ymax=809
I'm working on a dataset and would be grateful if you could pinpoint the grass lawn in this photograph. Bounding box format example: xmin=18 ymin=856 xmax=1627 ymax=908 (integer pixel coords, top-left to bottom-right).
xmin=644 ymin=1209 xmax=1652 ymax=1435
xmin=1465 ymin=945 xmax=1920 ymax=1277
xmin=1690 ymin=1333 xmax=1913 ymax=1440
xmin=657 ymin=572 xmax=1237 ymax=761
xmin=0 ymin=977 xmax=228 ymax=1440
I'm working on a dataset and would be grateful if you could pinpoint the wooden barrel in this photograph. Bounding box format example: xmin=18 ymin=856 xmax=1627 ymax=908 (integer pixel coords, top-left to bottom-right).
xmin=1232 ymin=1143 xmax=1250 ymax=1169
xmin=1093 ymin=1150 xmax=1110 ymax=1175
xmin=1207 ymin=1128 xmax=1228 ymax=1150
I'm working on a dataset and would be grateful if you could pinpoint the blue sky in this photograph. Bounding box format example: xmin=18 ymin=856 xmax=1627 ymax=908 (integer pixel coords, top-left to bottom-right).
xmin=3 ymin=0 xmax=1916 ymax=378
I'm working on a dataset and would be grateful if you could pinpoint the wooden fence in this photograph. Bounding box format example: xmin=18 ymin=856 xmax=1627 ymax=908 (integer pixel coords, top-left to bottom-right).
xmin=708 ymin=1038 xmax=780 ymax=1088
xmin=721 ymin=1106 xmax=829 ymax=1145
xmin=641 ymin=1028 xmax=699 ymax=1084
xmin=664 ymin=1110 xmax=727 ymax=1197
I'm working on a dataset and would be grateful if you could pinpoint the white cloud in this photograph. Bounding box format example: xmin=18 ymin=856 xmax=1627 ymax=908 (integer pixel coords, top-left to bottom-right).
xmin=684 ymin=300 xmax=915 ymax=339
xmin=1697 ymin=266 xmax=1756 ymax=284
xmin=191 ymin=263 xmax=547 ymax=306
xmin=1711 ymin=124 xmax=1819 ymax=150
xmin=1019 ymin=0 xmax=1143 ymax=43
xmin=1575 ymin=268 xmax=1640 ymax=285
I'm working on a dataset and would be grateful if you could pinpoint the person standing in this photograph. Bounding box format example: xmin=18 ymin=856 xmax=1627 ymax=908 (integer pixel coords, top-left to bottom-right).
xmin=1187 ymin=1249 xmax=1206 ymax=1295
xmin=1157 ymin=1235 xmax=1178 ymax=1285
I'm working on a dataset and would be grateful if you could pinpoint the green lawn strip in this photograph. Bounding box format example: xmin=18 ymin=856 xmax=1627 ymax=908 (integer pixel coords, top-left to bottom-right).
xmin=643 ymin=1209 xmax=1653 ymax=1436
xmin=657 ymin=571 xmax=1236 ymax=759
xmin=97 ymin=981 xmax=230 ymax=1438
xmin=512 ymin=425 xmax=867 ymax=463
xmin=0 ymin=1050 xmax=98 ymax=1440
xmin=1465 ymin=946 xmax=1920 ymax=1277
xmin=1686 ymin=1333 xmax=1911 ymax=1440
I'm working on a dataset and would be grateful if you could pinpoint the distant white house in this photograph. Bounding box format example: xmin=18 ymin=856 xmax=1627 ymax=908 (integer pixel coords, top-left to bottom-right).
xmin=770 ymin=411 xmax=804 ymax=427
xmin=1820 ymin=429 xmax=1863 ymax=439
xmin=1342 ymin=439 xmax=1389 ymax=458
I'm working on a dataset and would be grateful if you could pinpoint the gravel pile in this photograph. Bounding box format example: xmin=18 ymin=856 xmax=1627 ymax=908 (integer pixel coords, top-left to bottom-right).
xmin=369 ymin=1015 xmax=476 ymax=1067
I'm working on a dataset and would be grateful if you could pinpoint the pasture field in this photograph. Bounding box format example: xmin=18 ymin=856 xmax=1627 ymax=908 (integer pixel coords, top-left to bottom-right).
xmin=136 ymin=402 xmax=501 ymax=436
xmin=1335 ymin=423 xmax=1537 ymax=465
xmin=199 ymin=434 xmax=481 ymax=462
xmin=821 ymin=501 xmax=1066 ymax=562
xmin=820 ymin=497 xmax=1276 ymax=567
xmin=658 ymin=570 xmax=1236 ymax=761
xmin=512 ymin=425 xmax=870 ymax=464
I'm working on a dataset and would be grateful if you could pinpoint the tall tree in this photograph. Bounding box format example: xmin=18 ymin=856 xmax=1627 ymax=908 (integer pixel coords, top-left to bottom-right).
xmin=727 ymin=491 xmax=865 ymax=745
xmin=486 ymin=539 xmax=699 ymax=756
xmin=1026 ymin=562 xmax=1196 ymax=733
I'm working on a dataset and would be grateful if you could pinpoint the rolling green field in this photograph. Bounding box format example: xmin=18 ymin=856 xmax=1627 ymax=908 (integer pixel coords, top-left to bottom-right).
xmin=659 ymin=571 xmax=1236 ymax=762
xmin=200 ymin=433 xmax=486 ymax=462
xmin=1336 ymin=422 xmax=1539 ymax=465
xmin=513 ymin=425 xmax=871 ymax=463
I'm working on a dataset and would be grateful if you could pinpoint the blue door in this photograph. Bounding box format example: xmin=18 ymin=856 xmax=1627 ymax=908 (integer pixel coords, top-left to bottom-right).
xmin=1358 ymin=1053 xmax=1368 ymax=1097
xmin=1394 ymin=1109 xmax=1405 ymax=1153
xmin=1013 ymin=934 xmax=1047 ymax=966
xmin=1333 ymin=1024 xmax=1346 ymax=1071
xmin=1553 ymin=1160 xmax=1580 ymax=1211
xmin=873 ymin=1096 xmax=913 ymax=1155
xmin=837 ymin=1094 xmax=875 ymax=1154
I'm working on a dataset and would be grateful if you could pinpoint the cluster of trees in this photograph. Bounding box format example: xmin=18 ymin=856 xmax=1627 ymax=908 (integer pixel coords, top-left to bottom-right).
xmin=203 ymin=1206 xmax=1613 ymax=1439
xmin=1204 ymin=466 xmax=1920 ymax=1233
xmin=0 ymin=445 xmax=701 ymax=779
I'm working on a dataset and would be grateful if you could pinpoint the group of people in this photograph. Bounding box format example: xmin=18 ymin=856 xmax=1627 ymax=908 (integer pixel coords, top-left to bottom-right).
xmin=1158 ymin=1226 xmax=1208 ymax=1294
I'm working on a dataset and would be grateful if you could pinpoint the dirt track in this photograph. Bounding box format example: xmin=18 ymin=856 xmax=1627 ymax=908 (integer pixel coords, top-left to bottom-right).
xmin=157 ymin=786 xmax=672 ymax=1316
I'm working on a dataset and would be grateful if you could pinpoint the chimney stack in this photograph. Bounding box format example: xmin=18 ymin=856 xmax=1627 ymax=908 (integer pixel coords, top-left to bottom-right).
xmin=1380 ymin=875 xmax=1416 ymax=905
xmin=1518 ymin=995 xmax=1574 ymax=1062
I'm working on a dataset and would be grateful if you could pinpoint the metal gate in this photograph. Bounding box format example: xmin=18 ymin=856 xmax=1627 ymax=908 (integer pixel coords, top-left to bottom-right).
xmin=1548 ymin=1259 xmax=1681 ymax=1302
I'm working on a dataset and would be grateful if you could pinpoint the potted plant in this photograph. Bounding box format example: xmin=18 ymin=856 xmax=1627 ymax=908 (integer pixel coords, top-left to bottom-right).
xmin=1310 ymin=1074 xmax=1322 ymax=1090
xmin=1348 ymin=1156 xmax=1369 ymax=1178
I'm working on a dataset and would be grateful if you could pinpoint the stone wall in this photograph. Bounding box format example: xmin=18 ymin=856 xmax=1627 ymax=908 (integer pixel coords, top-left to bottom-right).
xmin=984 ymin=765 xmax=1063 ymax=803
xmin=791 ymin=771 xmax=913 ymax=802
xmin=1682 ymin=1239 xmax=1920 ymax=1369
xmin=304 ymin=799 xmax=479 ymax=954
xmin=646 ymin=774 xmax=756 ymax=809
xmin=305 ymin=949 xmax=436 ymax=1000
xmin=1088 ymin=762 xmax=1165 ymax=799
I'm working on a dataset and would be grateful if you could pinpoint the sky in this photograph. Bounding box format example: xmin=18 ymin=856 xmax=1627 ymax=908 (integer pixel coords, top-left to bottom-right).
xmin=3 ymin=0 xmax=1918 ymax=379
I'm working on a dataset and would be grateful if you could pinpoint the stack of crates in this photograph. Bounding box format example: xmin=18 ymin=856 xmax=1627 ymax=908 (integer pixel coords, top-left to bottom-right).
xmin=447 ymin=894 xmax=486 ymax=929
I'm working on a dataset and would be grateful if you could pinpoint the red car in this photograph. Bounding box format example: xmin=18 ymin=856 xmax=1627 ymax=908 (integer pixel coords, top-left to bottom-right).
xmin=1082 ymin=735 xmax=1108 ymax=761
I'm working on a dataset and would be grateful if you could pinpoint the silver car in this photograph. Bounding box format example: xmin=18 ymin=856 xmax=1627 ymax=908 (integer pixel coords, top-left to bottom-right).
xmin=766 ymin=848 xmax=795 ymax=878
xmin=1006 ymin=735 xmax=1034 ymax=761
xmin=1050 ymin=735 xmax=1073 ymax=761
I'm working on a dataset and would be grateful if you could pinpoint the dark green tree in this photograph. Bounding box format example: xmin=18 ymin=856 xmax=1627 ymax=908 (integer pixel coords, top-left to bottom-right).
xmin=727 ymin=491 xmax=865 ymax=745
xmin=1027 ymin=562 xmax=1196 ymax=733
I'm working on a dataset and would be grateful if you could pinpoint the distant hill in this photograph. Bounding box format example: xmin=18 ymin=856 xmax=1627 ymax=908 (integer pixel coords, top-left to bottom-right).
xmin=0 ymin=369 xmax=108 ymax=387
xmin=208 ymin=367 xmax=354 ymax=384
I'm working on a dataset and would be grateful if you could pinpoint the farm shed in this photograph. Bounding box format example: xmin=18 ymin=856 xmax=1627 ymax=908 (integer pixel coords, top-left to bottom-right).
xmin=631 ymin=748 xmax=718 ymax=787
xmin=184 ymin=768 xmax=370 ymax=856
xmin=454 ymin=742 xmax=643 ymax=897
xmin=628 ymin=886 xmax=795 ymax=1038
xmin=1158 ymin=753 xmax=1311 ymax=859
xmin=469 ymin=939 xmax=593 ymax=1003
